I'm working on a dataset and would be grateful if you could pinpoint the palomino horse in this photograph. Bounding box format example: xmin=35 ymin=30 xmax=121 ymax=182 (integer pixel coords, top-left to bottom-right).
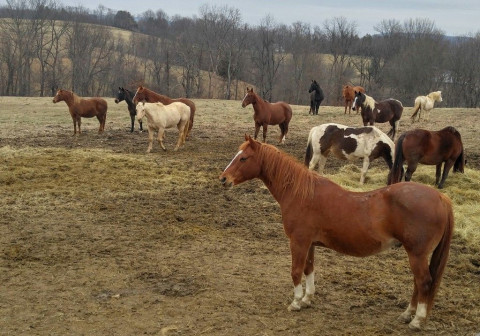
xmin=342 ymin=84 xmax=365 ymax=114
xmin=135 ymin=101 xmax=190 ymax=153
xmin=241 ymin=87 xmax=292 ymax=144
xmin=352 ymin=91 xmax=403 ymax=140
xmin=115 ymin=87 xmax=143 ymax=132
xmin=411 ymin=91 xmax=443 ymax=122
xmin=304 ymin=123 xmax=394 ymax=184
xmin=388 ymin=126 xmax=465 ymax=189
xmin=132 ymin=86 xmax=195 ymax=139
xmin=308 ymin=80 xmax=324 ymax=115
xmin=220 ymin=135 xmax=453 ymax=331
xmin=53 ymin=89 xmax=108 ymax=135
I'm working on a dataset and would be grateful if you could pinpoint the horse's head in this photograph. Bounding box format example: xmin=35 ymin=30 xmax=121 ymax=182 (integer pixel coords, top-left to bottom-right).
xmin=220 ymin=134 xmax=262 ymax=188
xmin=352 ymin=91 xmax=365 ymax=111
xmin=133 ymin=86 xmax=146 ymax=105
xmin=115 ymin=87 xmax=128 ymax=104
xmin=309 ymin=80 xmax=319 ymax=93
xmin=135 ymin=101 xmax=147 ymax=121
xmin=241 ymin=87 xmax=256 ymax=108
xmin=52 ymin=89 xmax=66 ymax=103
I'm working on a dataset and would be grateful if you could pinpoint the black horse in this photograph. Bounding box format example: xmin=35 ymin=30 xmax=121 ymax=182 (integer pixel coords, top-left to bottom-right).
xmin=115 ymin=87 xmax=143 ymax=132
xmin=308 ymin=80 xmax=324 ymax=115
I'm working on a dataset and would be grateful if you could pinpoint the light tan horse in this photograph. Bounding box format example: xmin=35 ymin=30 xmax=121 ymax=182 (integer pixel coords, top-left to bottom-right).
xmin=52 ymin=89 xmax=108 ymax=135
xmin=411 ymin=91 xmax=443 ymax=122
xmin=220 ymin=135 xmax=453 ymax=331
xmin=136 ymin=101 xmax=190 ymax=153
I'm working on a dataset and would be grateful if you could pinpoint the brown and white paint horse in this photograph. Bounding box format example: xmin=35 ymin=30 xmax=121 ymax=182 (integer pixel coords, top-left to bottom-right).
xmin=304 ymin=123 xmax=394 ymax=184
xmin=220 ymin=135 xmax=453 ymax=331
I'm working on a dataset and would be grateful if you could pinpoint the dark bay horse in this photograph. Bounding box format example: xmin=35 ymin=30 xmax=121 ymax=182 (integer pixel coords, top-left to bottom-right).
xmin=388 ymin=126 xmax=465 ymax=189
xmin=304 ymin=123 xmax=394 ymax=184
xmin=53 ymin=89 xmax=107 ymax=135
xmin=241 ymin=87 xmax=292 ymax=144
xmin=115 ymin=87 xmax=143 ymax=132
xmin=342 ymin=84 xmax=365 ymax=114
xmin=220 ymin=135 xmax=453 ymax=331
xmin=352 ymin=91 xmax=403 ymax=140
xmin=308 ymin=80 xmax=324 ymax=115
xmin=132 ymin=86 xmax=195 ymax=139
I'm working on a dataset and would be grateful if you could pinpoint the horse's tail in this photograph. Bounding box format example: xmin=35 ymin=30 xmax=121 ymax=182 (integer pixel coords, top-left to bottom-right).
xmin=454 ymin=149 xmax=465 ymax=173
xmin=426 ymin=195 xmax=454 ymax=314
xmin=410 ymin=98 xmax=421 ymax=122
xmin=304 ymin=134 xmax=314 ymax=167
xmin=388 ymin=133 xmax=406 ymax=184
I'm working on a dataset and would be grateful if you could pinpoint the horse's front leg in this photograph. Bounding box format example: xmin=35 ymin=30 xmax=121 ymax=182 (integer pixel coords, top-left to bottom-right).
xmin=288 ymin=237 xmax=311 ymax=311
xmin=301 ymin=245 xmax=315 ymax=307
xmin=76 ymin=116 xmax=82 ymax=134
xmin=262 ymin=124 xmax=268 ymax=143
xmin=130 ymin=114 xmax=135 ymax=132
xmin=71 ymin=116 xmax=77 ymax=135
xmin=254 ymin=122 xmax=261 ymax=140
xmin=438 ymin=160 xmax=454 ymax=189
xmin=435 ymin=164 xmax=442 ymax=185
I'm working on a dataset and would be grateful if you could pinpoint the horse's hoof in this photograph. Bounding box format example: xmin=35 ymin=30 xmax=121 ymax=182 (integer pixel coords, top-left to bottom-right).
xmin=408 ymin=318 xmax=423 ymax=331
xmin=398 ymin=312 xmax=413 ymax=324
xmin=287 ymin=301 xmax=302 ymax=312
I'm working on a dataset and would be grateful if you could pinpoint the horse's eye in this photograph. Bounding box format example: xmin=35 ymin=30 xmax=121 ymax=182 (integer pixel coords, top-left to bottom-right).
xmin=240 ymin=157 xmax=248 ymax=162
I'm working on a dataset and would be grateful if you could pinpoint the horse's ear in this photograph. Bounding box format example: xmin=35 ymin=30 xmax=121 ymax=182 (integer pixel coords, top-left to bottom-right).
xmin=246 ymin=135 xmax=259 ymax=150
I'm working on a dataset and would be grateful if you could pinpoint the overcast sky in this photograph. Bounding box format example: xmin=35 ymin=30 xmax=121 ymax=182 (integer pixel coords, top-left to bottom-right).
xmin=7 ymin=0 xmax=480 ymax=36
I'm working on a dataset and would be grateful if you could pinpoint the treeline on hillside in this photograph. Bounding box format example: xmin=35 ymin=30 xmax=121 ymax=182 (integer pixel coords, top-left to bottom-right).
xmin=1 ymin=0 xmax=480 ymax=107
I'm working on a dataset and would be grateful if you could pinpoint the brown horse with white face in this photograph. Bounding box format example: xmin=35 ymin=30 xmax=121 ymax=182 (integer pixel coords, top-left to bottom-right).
xmin=53 ymin=89 xmax=108 ymax=135
xmin=241 ymin=87 xmax=292 ymax=144
xmin=220 ymin=135 xmax=453 ymax=331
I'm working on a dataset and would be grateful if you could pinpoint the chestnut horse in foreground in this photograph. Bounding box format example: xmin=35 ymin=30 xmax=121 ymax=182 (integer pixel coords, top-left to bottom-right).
xmin=133 ymin=86 xmax=195 ymax=139
xmin=53 ymin=89 xmax=107 ymax=134
xmin=342 ymin=84 xmax=365 ymax=114
xmin=388 ymin=126 xmax=465 ymax=189
xmin=220 ymin=136 xmax=453 ymax=331
xmin=241 ymin=87 xmax=292 ymax=144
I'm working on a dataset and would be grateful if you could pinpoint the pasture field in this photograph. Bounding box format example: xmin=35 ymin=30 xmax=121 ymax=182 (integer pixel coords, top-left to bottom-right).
xmin=0 ymin=96 xmax=479 ymax=335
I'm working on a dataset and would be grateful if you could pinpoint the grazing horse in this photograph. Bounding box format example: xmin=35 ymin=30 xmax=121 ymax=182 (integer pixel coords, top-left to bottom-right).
xmin=220 ymin=135 xmax=453 ymax=331
xmin=52 ymin=89 xmax=107 ymax=135
xmin=388 ymin=126 xmax=465 ymax=189
xmin=241 ymin=87 xmax=292 ymax=144
xmin=308 ymin=80 xmax=324 ymax=115
xmin=411 ymin=91 xmax=443 ymax=122
xmin=352 ymin=91 xmax=403 ymax=140
xmin=304 ymin=123 xmax=394 ymax=184
xmin=342 ymin=84 xmax=365 ymax=114
xmin=132 ymin=86 xmax=195 ymax=139
xmin=115 ymin=87 xmax=143 ymax=132
xmin=135 ymin=101 xmax=190 ymax=153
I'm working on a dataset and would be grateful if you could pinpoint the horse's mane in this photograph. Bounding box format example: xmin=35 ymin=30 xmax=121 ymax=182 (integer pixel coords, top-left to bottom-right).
xmin=363 ymin=94 xmax=376 ymax=110
xmin=62 ymin=90 xmax=81 ymax=104
xmin=243 ymin=142 xmax=317 ymax=201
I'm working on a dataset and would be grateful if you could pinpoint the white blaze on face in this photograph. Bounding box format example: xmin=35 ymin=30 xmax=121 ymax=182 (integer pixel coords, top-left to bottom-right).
xmin=352 ymin=96 xmax=358 ymax=108
xmin=224 ymin=150 xmax=243 ymax=172
xmin=241 ymin=93 xmax=249 ymax=106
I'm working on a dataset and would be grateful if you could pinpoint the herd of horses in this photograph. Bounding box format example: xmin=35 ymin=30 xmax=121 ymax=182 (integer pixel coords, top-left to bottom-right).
xmin=51 ymin=81 xmax=464 ymax=331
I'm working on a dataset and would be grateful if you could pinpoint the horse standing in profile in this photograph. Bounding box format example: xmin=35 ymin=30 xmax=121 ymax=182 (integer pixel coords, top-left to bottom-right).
xmin=52 ymin=89 xmax=108 ymax=135
xmin=308 ymin=80 xmax=324 ymax=115
xmin=135 ymin=101 xmax=190 ymax=153
xmin=241 ymin=87 xmax=292 ymax=144
xmin=115 ymin=87 xmax=143 ymax=132
xmin=388 ymin=126 xmax=465 ymax=189
xmin=352 ymin=91 xmax=403 ymax=140
xmin=411 ymin=91 xmax=443 ymax=122
xmin=220 ymin=135 xmax=453 ymax=331
xmin=133 ymin=86 xmax=195 ymax=139
xmin=304 ymin=123 xmax=394 ymax=184
xmin=342 ymin=84 xmax=365 ymax=114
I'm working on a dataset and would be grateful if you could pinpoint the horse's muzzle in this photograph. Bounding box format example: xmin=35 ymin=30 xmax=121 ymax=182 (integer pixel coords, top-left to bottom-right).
xmin=114 ymin=99 xmax=119 ymax=104
xmin=219 ymin=175 xmax=233 ymax=189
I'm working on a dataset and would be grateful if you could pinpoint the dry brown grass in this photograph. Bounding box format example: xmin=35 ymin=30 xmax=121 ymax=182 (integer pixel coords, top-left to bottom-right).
xmin=0 ymin=97 xmax=479 ymax=335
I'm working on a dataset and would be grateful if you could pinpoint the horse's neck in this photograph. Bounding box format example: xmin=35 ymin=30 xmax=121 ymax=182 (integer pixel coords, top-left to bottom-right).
xmin=64 ymin=92 xmax=78 ymax=106
xmin=252 ymin=94 xmax=266 ymax=112
xmin=124 ymin=91 xmax=135 ymax=107
xmin=149 ymin=90 xmax=172 ymax=104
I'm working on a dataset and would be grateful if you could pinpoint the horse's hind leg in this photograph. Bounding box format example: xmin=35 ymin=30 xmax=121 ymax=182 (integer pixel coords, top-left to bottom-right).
xmin=262 ymin=124 xmax=268 ymax=143
xmin=405 ymin=253 xmax=432 ymax=330
xmin=399 ymin=281 xmax=418 ymax=323
xmin=288 ymin=237 xmax=311 ymax=311
xmin=279 ymin=123 xmax=288 ymax=144
xmin=405 ymin=162 xmax=418 ymax=181
xmin=254 ymin=122 xmax=261 ymax=140
xmin=435 ymin=164 xmax=442 ymax=185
